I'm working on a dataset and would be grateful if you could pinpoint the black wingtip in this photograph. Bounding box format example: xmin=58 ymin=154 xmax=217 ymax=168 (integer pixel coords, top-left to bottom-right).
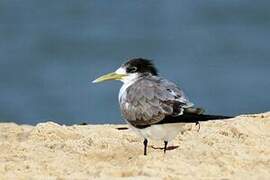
xmin=132 ymin=113 xmax=233 ymax=129
xmin=157 ymin=113 xmax=233 ymax=124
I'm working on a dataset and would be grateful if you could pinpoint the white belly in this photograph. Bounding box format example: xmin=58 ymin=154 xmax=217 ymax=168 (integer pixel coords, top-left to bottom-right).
xmin=128 ymin=123 xmax=186 ymax=142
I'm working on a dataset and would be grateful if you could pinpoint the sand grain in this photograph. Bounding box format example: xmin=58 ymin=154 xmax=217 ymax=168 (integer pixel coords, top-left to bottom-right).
xmin=0 ymin=112 xmax=269 ymax=179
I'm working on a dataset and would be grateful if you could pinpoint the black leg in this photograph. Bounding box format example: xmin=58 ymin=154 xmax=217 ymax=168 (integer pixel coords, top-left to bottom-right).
xmin=143 ymin=139 xmax=148 ymax=156
xmin=195 ymin=121 xmax=200 ymax=132
xmin=164 ymin=141 xmax=168 ymax=154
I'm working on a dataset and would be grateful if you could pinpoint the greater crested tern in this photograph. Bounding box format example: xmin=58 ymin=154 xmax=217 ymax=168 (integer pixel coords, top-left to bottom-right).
xmin=93 ymin=58 xmax=231 ymax=155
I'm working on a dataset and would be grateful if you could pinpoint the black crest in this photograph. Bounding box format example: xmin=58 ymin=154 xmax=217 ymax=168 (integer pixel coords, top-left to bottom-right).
xmin=123 ymin=58 xmax=158 ymax=76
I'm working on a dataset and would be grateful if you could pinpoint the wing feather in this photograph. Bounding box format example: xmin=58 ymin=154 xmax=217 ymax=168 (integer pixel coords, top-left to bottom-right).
xmin=119 ymin=76 xmax=193 ymax=126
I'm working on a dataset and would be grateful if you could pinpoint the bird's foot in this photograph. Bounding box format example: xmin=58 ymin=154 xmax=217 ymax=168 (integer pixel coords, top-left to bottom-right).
xmin=164 ymin=141 xmax=168 ymax=153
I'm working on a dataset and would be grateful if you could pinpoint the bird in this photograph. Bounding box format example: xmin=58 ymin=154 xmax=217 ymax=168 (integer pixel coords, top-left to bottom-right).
xmin=93 ymin=58 xmax=231 ymax=155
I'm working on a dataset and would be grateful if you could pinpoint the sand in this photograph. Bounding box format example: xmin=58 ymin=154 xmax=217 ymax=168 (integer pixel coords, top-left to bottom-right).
xmin=0 ymin=112 xmax=269 ymax=180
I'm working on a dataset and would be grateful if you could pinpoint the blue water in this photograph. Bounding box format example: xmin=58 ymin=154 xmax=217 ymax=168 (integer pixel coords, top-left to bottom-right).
xmin=0 ymin=1 xmax=269 ymax=125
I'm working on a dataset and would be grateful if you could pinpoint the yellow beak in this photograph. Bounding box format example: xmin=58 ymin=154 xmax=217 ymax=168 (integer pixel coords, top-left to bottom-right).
xmin=92 ymin=72 xmax=127 ymax=83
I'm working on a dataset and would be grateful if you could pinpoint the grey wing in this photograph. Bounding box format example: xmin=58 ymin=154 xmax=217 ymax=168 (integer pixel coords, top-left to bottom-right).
xmin=119 ymin=77 xmax=193 ymax=126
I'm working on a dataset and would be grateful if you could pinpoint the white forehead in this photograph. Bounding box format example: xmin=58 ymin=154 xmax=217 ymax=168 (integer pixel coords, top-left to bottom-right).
xmin=115 ymin=67 xmax=127 ymax=74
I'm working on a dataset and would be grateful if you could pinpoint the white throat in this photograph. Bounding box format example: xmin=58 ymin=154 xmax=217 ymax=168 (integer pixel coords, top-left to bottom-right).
xmin=121 ymin=73 xmax=140 ymax=84
xmin=115 ymin=67 xmax=141 ymax=101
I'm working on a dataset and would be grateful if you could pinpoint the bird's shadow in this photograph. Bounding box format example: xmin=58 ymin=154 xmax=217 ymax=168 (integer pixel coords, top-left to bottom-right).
xmin=116 ymin=127 xmax=129 ymax=130
xmin=151 ymin=145 xmax=179 ymax=151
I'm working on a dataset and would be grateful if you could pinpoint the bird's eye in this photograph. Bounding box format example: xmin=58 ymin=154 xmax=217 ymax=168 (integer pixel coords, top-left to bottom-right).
xmin=128 ymin=67 xmax=137 ymax=73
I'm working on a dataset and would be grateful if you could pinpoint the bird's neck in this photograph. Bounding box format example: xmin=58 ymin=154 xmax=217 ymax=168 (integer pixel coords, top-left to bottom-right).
xmin=118 ymin=74 xmax=142 ymax=102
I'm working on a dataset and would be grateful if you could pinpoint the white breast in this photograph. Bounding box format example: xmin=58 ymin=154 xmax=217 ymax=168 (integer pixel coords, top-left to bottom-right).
xmin=127 ymin=122 xmax=186 ymax=142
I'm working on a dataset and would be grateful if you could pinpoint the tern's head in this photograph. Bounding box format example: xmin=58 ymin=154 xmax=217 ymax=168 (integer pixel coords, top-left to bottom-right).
xmin=93 ymin=58 xmax=158 ymax=84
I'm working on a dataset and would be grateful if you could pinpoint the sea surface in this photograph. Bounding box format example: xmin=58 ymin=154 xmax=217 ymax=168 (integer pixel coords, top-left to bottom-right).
xmin=0 ymin=1 xmax=269 ymax=124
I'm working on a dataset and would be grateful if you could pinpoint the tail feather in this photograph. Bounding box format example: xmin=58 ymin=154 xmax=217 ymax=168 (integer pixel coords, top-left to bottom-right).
xmin=157 ymin=113 xmax=232 ymax=125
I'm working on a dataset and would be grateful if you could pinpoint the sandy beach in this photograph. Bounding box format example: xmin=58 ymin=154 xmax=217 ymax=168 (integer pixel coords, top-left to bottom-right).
xmin=0 ymin=112 xmax=269 ymax=179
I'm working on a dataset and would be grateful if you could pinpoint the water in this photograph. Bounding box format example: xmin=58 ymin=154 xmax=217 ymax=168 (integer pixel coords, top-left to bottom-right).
xmin=0 ymin=0 xmax=269 ymax=125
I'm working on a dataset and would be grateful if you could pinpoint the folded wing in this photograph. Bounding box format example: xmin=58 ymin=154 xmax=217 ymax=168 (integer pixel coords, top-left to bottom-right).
xmin=119 ymin=76 xmax=193 ymax=126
